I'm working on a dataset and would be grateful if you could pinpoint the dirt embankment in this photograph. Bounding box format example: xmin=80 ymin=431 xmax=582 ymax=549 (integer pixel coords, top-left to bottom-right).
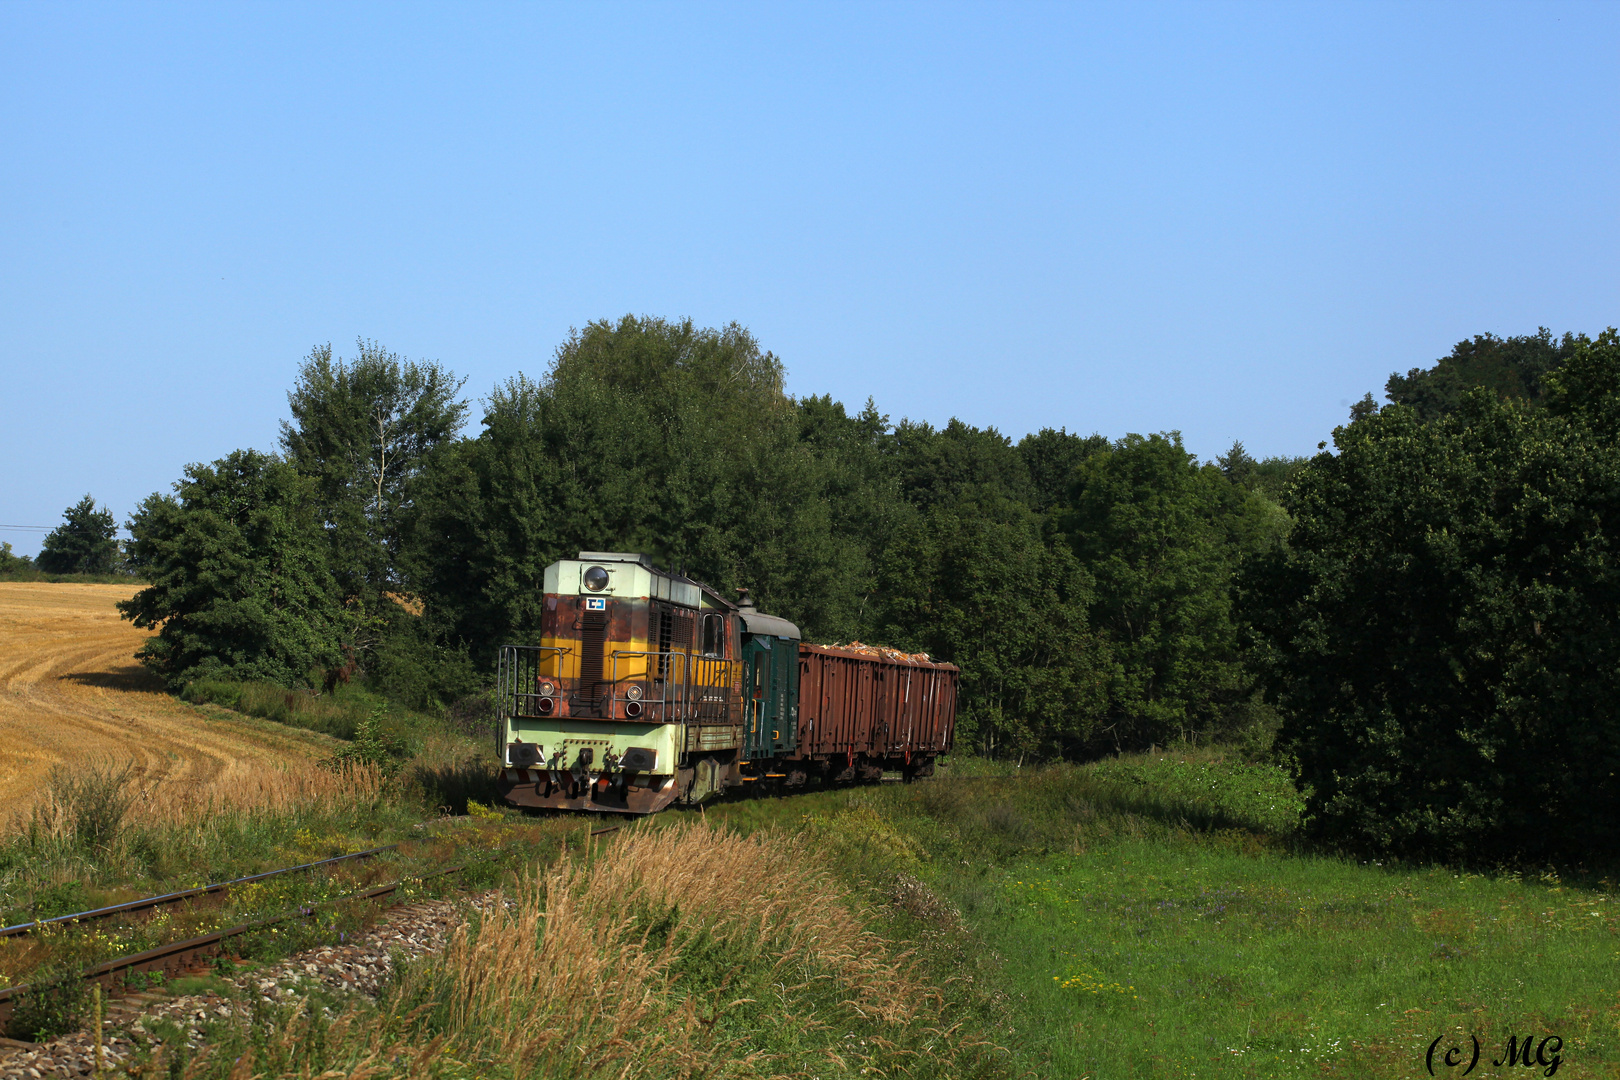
xmin=0 ymin=583 xmax=326 ymax=823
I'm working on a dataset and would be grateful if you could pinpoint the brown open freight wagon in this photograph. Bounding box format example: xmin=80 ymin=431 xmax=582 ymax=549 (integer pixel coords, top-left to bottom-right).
xmin=795 ymin=643 xmax=956 ymax=778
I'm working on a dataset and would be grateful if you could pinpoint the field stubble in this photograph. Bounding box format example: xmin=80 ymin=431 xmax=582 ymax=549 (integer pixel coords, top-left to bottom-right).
xmin=0 ymin=583 xmax=334 ymax=829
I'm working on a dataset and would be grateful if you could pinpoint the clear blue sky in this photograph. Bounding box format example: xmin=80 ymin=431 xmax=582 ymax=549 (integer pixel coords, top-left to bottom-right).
xmin=2 ymin=2 xmax=1615 ymax=555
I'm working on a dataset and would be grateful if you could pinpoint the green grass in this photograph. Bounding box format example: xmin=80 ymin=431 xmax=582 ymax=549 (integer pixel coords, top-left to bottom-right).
xmin=975 ymin=843 xmax=1613 ymax=1078
xmin=1086 ymin=752 xmax=1306 ymax=835
xmin=179 ymin=678 xmax=441 ymax=744
xmin=704 ymin=751 xmax=1617 ymax=1080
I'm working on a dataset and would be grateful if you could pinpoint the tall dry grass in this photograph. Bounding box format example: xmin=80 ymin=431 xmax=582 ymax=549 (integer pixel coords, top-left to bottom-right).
xmin=0 ymin=758 xmax=400 ymax=927
xmin=133 ymin=758 xmax=384 ymax=826
xmin=404 ymin=823 xmax=938 ymax=1070
xmin=163 ymin=822 xmax=1008 ymax=1080
xmin=11 ymin=759 xmax=384 ymax=842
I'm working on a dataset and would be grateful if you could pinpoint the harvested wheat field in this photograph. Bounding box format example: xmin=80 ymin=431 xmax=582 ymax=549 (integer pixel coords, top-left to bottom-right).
xmin=0 ymin=582 xmax=331 ymax=827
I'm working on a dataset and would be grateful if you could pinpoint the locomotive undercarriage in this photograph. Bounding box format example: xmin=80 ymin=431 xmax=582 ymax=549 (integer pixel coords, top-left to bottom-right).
xmin=496 ymin=749 xmax=937 ymax=815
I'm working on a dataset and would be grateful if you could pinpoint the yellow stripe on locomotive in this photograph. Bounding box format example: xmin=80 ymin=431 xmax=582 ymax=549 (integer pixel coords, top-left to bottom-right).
xmin=496 ymin=552 xmax=747 ymax=814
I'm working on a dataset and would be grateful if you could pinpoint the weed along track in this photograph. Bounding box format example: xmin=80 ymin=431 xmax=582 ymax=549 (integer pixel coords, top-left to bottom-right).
xmin=2 ymin=827 xmax=619 ymax=946
xmin=0 ymin=824 xmax=627 ymax=1043
xmin=0 ymin=892 xmax=476 ymax=1079
xmin=0 ymin=818 xmax=1011 ymax=1079
xmin=0 ymin=845 xmax=401 ymax=943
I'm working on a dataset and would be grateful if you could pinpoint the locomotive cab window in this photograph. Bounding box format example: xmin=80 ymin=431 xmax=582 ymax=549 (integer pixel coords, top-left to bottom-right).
xmin=702 ymin=614 xmax=725 ymax=656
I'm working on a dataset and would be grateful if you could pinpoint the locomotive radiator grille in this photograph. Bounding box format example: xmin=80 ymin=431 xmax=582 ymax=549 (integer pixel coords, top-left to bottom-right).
xmin=580 ymin=610 xmax=607 ymax=702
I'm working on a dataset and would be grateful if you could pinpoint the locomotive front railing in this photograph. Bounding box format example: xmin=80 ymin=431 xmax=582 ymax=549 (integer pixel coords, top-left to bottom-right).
xmin=499 ymin=643 xmax=734 ymax=732
xmin=497 ymin=645 xmax=571 ymax=735
xmin=606 ymin=650 xmax=735 ymax=723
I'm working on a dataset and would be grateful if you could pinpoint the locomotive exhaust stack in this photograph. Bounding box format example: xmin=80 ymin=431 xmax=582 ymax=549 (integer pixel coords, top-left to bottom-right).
xmin=494 ymin=551 xmax=957 ymax=814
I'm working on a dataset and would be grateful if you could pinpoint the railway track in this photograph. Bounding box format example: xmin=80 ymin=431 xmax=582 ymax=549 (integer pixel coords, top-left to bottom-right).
xmin=0 ymin=826 xmax=621 ymax=1032
xmin=0 ymin=844 xmax=400 ymax=941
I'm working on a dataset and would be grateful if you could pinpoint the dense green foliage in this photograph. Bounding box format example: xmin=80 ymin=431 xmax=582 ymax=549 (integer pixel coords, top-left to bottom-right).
xmin=394 ymin=317 xmax=1278 ymax=756
xmin=280 ymin=339 xmax=468 ymax=609
xmin=1384 ymin=326 xmax=1582 ymax=420
xmin=1214 ymin=439 xmax=1307 ymax=500
xmin=35 ymin=494 xmax=120 ymax=575
xmin=0 ymin=533 xmax=140 ymax=582
xmin=1248 ymin=330 xmax=1620 ymax=861
xmin=120 ymin=450 xmax=345 ymax=687
xmin=0 ymin=540 xmax=29 ymax=574
xmin=122 ymin=317 xmax=1285 ymax=756
xmin=113 ymin=315 xmax=1620 ymax=865
xmin=404 ymin=317 xmax=841 ymax=652
xmin=1059 ymin=433 xmax=1288 ymax=749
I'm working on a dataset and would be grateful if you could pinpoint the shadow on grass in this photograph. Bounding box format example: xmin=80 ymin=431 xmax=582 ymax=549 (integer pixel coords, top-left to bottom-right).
xmin=902 ymin=768 xmax=1295 ymax=861
xmin=179 ymin=679 xmax=363 ymax=739
xmin=61 ymin=665 xmax=167 ymax=693
xmin=707 ymin=756 xmax=1308 ymax=874
xmin=407 ymin=755 xmax=502 ymax=816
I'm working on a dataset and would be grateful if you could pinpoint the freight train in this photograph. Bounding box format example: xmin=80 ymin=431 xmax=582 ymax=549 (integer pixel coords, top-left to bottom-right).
xmin=494 ymin=551 xmax=957 ymax=814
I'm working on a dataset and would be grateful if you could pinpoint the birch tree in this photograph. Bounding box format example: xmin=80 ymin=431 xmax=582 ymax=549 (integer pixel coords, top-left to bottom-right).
xmin=281 ymin=339 xmax=468 ymax=606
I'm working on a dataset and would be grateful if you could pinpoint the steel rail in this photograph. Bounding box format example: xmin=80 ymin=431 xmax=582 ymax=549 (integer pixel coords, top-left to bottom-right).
xmin=0 ymin=845 xmax=400 ymax=940
xmin=0 ymin=824 xmax=628 ymax=1032
xmin=0 ymin=861 xmax=465 ymax=1029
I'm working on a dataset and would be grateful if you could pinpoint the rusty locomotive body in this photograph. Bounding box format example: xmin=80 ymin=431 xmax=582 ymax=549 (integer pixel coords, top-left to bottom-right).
xmin=495 ymin=552 xmax=957 ymax=814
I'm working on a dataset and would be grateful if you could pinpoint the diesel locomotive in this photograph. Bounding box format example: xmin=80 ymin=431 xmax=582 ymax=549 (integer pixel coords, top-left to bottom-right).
xmin=494 ymin=551 xmax=958 ymax=814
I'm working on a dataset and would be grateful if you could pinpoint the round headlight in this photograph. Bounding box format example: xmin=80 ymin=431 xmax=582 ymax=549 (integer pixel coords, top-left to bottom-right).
xmin=538 ymin=681 xmax=554 ymax=697
xmin=583 ymin=565 xmax=610 ymax=592
xmin=625 ymin=684 xmax=642 ymax=701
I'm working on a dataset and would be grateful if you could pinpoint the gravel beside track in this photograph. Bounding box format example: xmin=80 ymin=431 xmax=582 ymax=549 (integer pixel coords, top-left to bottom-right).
xmin=0 ymin=898 xmax=475 ymax=1078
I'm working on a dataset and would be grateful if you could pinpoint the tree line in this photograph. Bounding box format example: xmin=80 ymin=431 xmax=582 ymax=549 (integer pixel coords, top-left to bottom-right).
xmin=0 ymin=494 xmax=123 ymax=577
xmin=112 ymin=321 xmax=1302 ymax=760
xmin=91 ymin=318 xmax=1620 ymax=862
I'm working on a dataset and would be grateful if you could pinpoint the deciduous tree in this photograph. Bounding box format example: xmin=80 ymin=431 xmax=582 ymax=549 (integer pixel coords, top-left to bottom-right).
xmin=36 ymin=494 xmax=119 ymax=575
xmin=1384 ymin=328 xmax=1582 ymax=421
xmin=404 ymin=317 xmax=867 ymax=660
xmin=281 ymin=339 xmax=468 ymax=604
xmin=1061 ymin=433 xmax=1280 ymax=750
xmin=119 ymin=451 xmax=343 ymax=688
xmin=1245 ymin=345 xmax=1620 ymax=859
